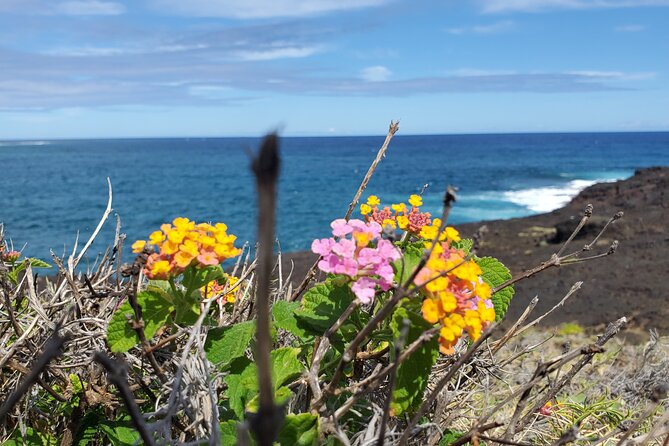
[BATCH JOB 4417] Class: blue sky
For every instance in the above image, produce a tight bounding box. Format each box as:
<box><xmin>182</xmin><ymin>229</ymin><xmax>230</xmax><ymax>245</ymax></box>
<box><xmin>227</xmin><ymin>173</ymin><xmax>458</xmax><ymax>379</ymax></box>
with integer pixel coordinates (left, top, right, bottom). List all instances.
<box><xmin>0</xmin><ymin>0</ymin><xmax>668</xmax><ymax>138</ymax></box>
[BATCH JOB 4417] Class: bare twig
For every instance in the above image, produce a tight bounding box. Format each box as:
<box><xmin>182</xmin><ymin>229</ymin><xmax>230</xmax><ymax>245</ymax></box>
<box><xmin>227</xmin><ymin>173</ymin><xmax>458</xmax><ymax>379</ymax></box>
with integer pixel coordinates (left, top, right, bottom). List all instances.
<box><xmin>249</xmin><ymin>133</ymin><xmax>283</xmax><ymax>446</ymax></box>
<box><xmin>0</xmin><ymin>329</ymin><xmax>67</xmax><ymax>423</ymax></box>
<box><xmin>290</xmin><ymin>121</ymin><xmax>399</xmax><ymax>301</ymax></box>
<box><xmin>93</xmin><ymin>352</ymin><xmax>156</xmax><ymax>446</ymax></box>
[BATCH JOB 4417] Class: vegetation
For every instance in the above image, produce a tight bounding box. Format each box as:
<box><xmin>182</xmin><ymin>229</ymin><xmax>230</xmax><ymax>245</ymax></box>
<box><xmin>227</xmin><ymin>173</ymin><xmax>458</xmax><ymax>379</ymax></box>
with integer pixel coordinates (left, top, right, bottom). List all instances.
<box><xmin>0</xmin><ymin>123</ymin><xmax>667</xmax><ymax>445</ymax></box>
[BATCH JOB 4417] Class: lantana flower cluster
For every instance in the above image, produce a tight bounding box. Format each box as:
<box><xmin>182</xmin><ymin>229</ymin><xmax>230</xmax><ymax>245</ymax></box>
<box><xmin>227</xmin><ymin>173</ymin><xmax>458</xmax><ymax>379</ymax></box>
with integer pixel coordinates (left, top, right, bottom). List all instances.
<box><xmin>360</xmin><ymin>194</ymin><xmax>432</xmax><ymax>234</ymax></box>
<box><xmin>1</xmin><ymin>248</ymin><xmax>21</xmax><ymax>263</ymax></box>
<box><xmin>415</xmin><ymin>221</ymin><xmax>495</xmax><ymax>353</ymax></box>
<box><xmin>311</xmin><ymin>219</ymin><xmax>400</xmax><ymax>303</ymax></box>
<box><xmin>201</xmin><ymin>273</ymin><xmax>241</xmax><ymax>304</ymax></box>
<box><xmin>132</xmin><ymin>217</ymin><xmax>241</xmax><ymax>280</ymax></box>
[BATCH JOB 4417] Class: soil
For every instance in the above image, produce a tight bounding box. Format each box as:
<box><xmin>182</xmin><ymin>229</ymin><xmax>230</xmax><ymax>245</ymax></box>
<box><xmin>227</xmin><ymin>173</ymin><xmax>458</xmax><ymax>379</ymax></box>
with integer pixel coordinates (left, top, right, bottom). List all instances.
<box><xmin>282</xmin><ymin>167</ymin><xmax>669</xmax><ymax>335</ymax></box>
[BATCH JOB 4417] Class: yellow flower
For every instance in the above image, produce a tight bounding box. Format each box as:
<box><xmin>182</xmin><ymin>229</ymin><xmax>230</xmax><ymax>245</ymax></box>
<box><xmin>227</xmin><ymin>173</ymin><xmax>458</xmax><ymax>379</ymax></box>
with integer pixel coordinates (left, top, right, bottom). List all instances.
<box><xmin>180</xmin><ymin>239</ymin><xmax>199</xmax><ymax>257</ymax></box>
<box><xmin>408</xmin><ymin>194</ymin><xmax>422</xmax><ymax>207</ymax></box>
<box><xmin>161</xmin><ymin>240</ymin><xmax>179</xmax><ymax>255</ymax></box>
<box><xmin>173</xmin><ymin>217</ymin><xmax>194</xmax><ymax>231</ymax></box>
<box><xmin>397</xmin><ymin>215</ymin><xmax>409</xmax><ymax>230</ymax></box>
<box><xmin>360</xmin><ymin>203</ymin><xmax>372</xmax><ymax>215</ymax></box>
<box><xmin>367</xmin><ymin>195</ymin><xmax>380</xmax><ymax>206</ymax></box>
<box><xmin>167</xmin><ymin>229</ymin><xmax>186</xmax><ymax>244</ymax></box>
<box><xmin>444</xmin><ymin>227</ymin><xmax>461</xmax><ymax>242</ymax></box>
<box><xmin>149</xmin><ymin>231</ymin><xmax>166</xmax><ymax>245</ymax></box>
<box><xmin>174</xmin><ymin>250</ymin><xmax>196</xmax><ymax>268</ymax></box>
<box><xmin>422</xmin><ymin>299</ymin><xmax>440</xmax><ymax>324</ymax></box>
<box><xmin>382</xmin><ymin>218</ymin><xmax>396</xmax><ymax>229</ymax></box>
<box><xmin>392</xmin><ymin>203</ymin><xmax>407</xmax><ymax>213</ymax></box>
<box><xmin>131</xmin><ymin>240</ymin><xmax>146</xmax><ymax>253</ymax></box>
<box><xmin>151</xmin><ymin>260</ymin><xmax>171</xmax><ymax>277</ymax></box>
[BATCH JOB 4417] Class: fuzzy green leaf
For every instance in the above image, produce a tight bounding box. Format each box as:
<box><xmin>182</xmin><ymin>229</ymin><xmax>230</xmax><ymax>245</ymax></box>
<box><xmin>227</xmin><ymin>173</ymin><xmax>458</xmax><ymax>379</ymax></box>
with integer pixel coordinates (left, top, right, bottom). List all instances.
<box><xmin>451</xmin><ymin>238</ymin><xmax>473</xmax><ymax>254</ymax></box>
<box><xmin>390</xmin><ymin>305</ymin><xmax>439</xmax><ymax>416</ymax></box>
<box><xmin>476</xmin><ymin>256</ymin><xmax>514</xmax><ymax>321</ymax></box>
<box><xmin>273</xmin><ymin>300</ymin><xmax>312</xmax><ymax>340</ymax></box>
<box><xmin>220</xmin><ymin>420</ymin><xmax>239</xmax><ymax>446</ymax></box>
<box><xmin>277</xmin><ymin>413</ymin><xmax>320</xmax><ymax>446</ymax></box>
<box><xmin>182</xmin><ymin>264</ymin><xmax>224</xmax><ymax>295</ymax></box>
<box><xmin>205</xmin><ymin>320</ymin><xmax>255</xmax><ymax>369</ymax></box>
<box><xmin>271</xmin><ymin>347</ymin><xmax>304</xmax><ymax>388</ymax></box>
<box><xmin>393</xmin><ymin>244</ymin><xmax>423</xmax><ymax>285</ymax></box>
<box><xmin>98</xmin><ymin>419</ymin><xmax>141</xmax><ymax>446</ymax></box>
<box><xmin>294</xmin><ymin>281</ymin><xmax>355</xmax><ymax>335</ymax></box>
<box><xmin>106</xmin><ymin>291</ymin><xmax>173</xmax><ymax>353</ymax></box>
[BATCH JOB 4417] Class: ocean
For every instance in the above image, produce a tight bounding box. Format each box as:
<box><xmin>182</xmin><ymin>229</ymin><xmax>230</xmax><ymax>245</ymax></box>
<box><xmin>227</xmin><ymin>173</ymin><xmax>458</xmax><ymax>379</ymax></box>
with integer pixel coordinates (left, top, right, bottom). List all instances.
<box><xmin>2</xmin><ymin>132</ymin><xmax>668</xmax><ymax>262</ymax></box>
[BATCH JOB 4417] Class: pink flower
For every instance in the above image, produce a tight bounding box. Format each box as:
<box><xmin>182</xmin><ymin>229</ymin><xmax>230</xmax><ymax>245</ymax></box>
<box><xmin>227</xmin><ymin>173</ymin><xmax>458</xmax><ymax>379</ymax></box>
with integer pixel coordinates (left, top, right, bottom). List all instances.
<box><xmin>351</xmin><ymin>277</ymin><xmax>377</xmax><ymax>304</ymax></box>
<box><xmin>331</xmin><ymin>219</ymin><xmax>352</xmax><ymax>237</ymax></box>
<box><xmin>311</xmin><ymin>218</ymin><xmax>399</xmax><ymax>305</ymax></box>
<box><xmin>312</xmin><ymin>238</ymin><xmax>334</xmax><ymax>256</ymax></box>
<box><xmin>197</xmin><ymin>250</ymin><xmax>219</xmax><ymax>266</ymax></box>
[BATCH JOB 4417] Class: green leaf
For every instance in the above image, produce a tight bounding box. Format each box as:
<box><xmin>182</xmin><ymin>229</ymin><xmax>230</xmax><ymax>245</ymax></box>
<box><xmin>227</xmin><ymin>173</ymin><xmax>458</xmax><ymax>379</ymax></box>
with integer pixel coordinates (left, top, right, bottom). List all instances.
<box><xmin>98</xmin><ymin>419</ymin><xmax>141</xmax><ymax>446</ymax></box>
<box><xmin>294</xmin><ymin>281</ymin><xmax>355</xmax><ymax>335</ymax></box>
<box><xmin>271</xmin><ymin>347</ymin><xmax>303</xmax><ymax>388</ymax></box>
<box><xmin>451</xmin><ymin>238</ymin><xmax>473</xmax><ymax>254</ymax></box>
<box><xmin>5</xmin><ymin>427</ymin><xmax>58</xmax><ymax>446</ymax></box>
<box><xmin>224</xmin><ymin>358</ymin><xmax>258</xmax><ymax>418</ymax></box>
<box><xmin>174</xmin><ymin>299</ymin><xmax>200</xmax><ymax>325</ymax></box>
<box><xmin>277</xmin><ymin>413</ymin><xmax>319</xmax><ymax>446</ymax></box>
<box><xmin>476</xmin><ymin>256</ymin><xmax>515</xmax><ymax>321</ymax></box>
<box><xmin>273</xmin><ymin>300</ymin><xmax>312</xmax><ymax>340</ymax></box>
<box><xmin>106</xmin><ymin>291</ymin><xmax>173</xmax><ymax>353</ymax></box>
<box><xmin>137</xmin><ymin>291</ymin><xmax>173</xmax><ymax>340</ymax></box>
<box><xmin>28</xmin><ymin>257</ymin><xmax>51</xmax><ymax>268</ymax></box>
<box><xmin>439</xmin><ymin>429</ymin><xmax>466</xmax><ymax>446</ymax></box>
<box><xmin>224</xmin><ymin>348</ymin><xmax>302</xmax><ymax>419</ymax></box>
<box><xmin>107</xmin><ymin>300</ymin><xmax>139</xmax><ymax>353</ymax></box>
<box><xmin>393</xmin><ymin>243</ymin><xmax>423</xmax><ymax>285</ymax></box>
<box><xmin>220</xmin><ymin>420</ymin><xmax>239</xmax><ymax>446</ymax></box>
<box><xmin>182</xmin><ymin>264</ymin><xmax>224</xmax><ymax>295</ymax></box>
<box><xmin>390</xmin><ymin>305</ymin><xmax>438</xmax><ymax>416</ymax></box>
<box><xmin>205</xmin><ymin>320</ymin><xmax>255</xmax><ymax>369</ymax></box>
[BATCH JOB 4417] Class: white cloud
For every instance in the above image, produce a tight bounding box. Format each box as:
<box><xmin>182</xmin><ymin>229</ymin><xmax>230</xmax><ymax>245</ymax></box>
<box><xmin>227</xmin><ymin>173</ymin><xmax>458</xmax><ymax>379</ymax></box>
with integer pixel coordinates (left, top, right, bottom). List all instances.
<box><xmin>149</xmin><ymin>0</ymin><xmax>389</xmax><ymax>18</ymax></box>
<box><xmin>360</xmin><ymin>66</ymin><xmax>392</xmax><ymax>82</ymax></box>
<box><xmin>55</xmin><ymin>1</ymin><xmax>126</xmax><ymax>15</ymax></box>
<box><xmin>482</xmin><ymin>0</ymin><xmax>669</xmax><ymax>13</ymax></box>
<box><xmin>447</xmin><ymin>20</ymin><xmax>514</xmax><ymax>35</ymax></box>
<box><xmin>615</xmin><ymin>24</ymin><xmax>646</xmax><ymax>32</ymax></box>
<box><xmin>235</xmin><ymin>46</ymin><xmax>320</xmax><ymax>61</ymax></box>
<box><xmin>566</xmin><ymin>70</ymin><xmax>656</xmax><ymax>80</ymax></box>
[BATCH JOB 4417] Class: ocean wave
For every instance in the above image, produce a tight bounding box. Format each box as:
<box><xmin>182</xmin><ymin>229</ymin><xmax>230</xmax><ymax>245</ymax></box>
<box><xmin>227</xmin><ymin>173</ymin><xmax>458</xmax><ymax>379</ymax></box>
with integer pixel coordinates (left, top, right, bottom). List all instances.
<box><xmin>502</xmin><ymin>178</ymin><xmax>619</xmax><ymax>213</ymax></box>
<box><xmin>0</xmin><ymin>140</ymin><xmax>51</xmax><ymax>147</ymax></box>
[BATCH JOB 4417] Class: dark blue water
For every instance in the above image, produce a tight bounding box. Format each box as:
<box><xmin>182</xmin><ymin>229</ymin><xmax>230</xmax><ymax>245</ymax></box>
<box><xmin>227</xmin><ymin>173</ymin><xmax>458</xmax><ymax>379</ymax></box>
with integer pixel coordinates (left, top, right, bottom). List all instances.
<box><xmin>2</xmin><ymin>132</ymin><xmax>668</xmax><ymax>261</ymax></box>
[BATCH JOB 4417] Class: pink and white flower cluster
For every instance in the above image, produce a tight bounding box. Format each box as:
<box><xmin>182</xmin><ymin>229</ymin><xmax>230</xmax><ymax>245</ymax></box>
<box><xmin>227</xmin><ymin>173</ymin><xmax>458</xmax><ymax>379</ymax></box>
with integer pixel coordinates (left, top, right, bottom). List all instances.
<box><xmin>311</xmin><ymin>219</ymin><xmax>400</xmax><ymax>304</ymax></box>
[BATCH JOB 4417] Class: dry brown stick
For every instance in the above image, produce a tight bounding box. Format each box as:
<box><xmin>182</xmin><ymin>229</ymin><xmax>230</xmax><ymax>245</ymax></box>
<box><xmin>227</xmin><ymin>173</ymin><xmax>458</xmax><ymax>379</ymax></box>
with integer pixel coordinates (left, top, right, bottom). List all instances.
<box><xmin>5</xmin><ymin>358</ymin><xmax>68</xmax><ymax>402</ymax></box>
<box><xmin>399</xmin><ymin>324</ymin><xmax>498</xmax><ymax>445</ymax></box>
<box><xmin>516</xmin><ymin>317</ymin><xmax>627</xmax><ymax>430</ymax></box>
<box><xmin>489</xmin><ymin>296</ymin><xmax>538</xmax><ymax>355</ymax></box>
<box><xmin>308</xmin><ymin>300</ymin><xmax>361</xmax><ymax>402</ymax></box>
<box><xmin>479</xmin><ymin>434</ymin><xmax>536</xmax><ymax>446</ymax></box>
<box><xmin>290</xmin><ymin>121</ymin><xmax>399</xmax><ymax>301</ymax></box>
<box><xmin>377</xmin><ymin>319</ymin><xmax>409</xmax><ymax>446</ymax></box>
<box><xmin>514</xmin><ymin>282</ymin><xmax>582</xmax><ymax>337</ymax></box>
<box><xmin>94</xmin><ymin>352</ymin><xmax>156</xmax><ymax>446</ymax></box>
<box><xmin>0</xmin><ymin>329</ymin><xmax>67</xmax><ymax>423</ymax></box>
<box><xmin>493</xmin><ymin>207</ymin><xmax>620</xmax><ymax>295</ymax></box>
<box><xmin>249</xmin><ymin>133</ymin><xmax>283</xmax><ymax>446</ymax></box>
<box><xmin>615</xmin><ymin>385</ymin><xmax>667</xmax><ymax>446</ymax></box>
<box><xmin>447</xmin><ymin>421</ymin><xmax>504</xmax><ymax>446</ymax></box>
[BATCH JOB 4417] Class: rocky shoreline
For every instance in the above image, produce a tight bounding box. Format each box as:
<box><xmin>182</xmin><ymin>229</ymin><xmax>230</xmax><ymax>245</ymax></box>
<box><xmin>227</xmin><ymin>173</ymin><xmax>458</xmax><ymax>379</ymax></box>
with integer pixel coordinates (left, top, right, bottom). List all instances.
<box><xmin>283</xmin><ymin>167</ymin><xmax>669</xmax><ymax>335</ymax></box>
